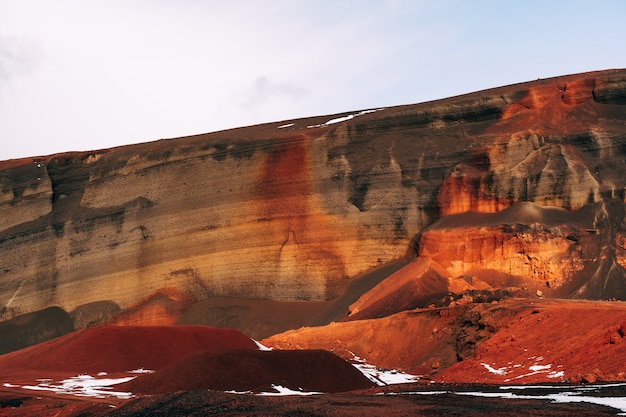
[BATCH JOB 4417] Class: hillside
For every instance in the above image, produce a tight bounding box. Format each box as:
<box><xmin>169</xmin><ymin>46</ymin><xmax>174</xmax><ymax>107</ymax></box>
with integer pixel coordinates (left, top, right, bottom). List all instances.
<box><xmin>0</xmin><ymin>69</ymin><xmax>626</xmax><ymax>415</ymax></box>
<box><xmin>1</xmin><ymin>69</ymin><xmax>625</xmax><ymax>339</ymax></box>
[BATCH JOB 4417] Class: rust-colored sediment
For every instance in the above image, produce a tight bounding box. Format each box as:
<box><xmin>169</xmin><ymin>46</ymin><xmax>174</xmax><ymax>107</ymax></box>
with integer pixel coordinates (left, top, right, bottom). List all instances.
<box><xmin>264</xmin><ymin>298</ymin><xmax>626</xmax><ymax>384</ymax></box>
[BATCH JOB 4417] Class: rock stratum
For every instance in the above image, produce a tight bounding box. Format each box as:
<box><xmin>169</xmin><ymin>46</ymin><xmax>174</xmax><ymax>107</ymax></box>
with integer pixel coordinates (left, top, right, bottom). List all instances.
<box><xmin>1</xmin><ymin>69</ymin><xmax>626</xmax><ymax>416</ymax></box>
<box><xmin>2</xmin><ymin>70</ymin><xmax>626</xmax><ymax>329</ymax></box>
<box><xmin>0</xmin><ymin>70</ymin><xmax>626</xmax><ymax>334</ymax></box>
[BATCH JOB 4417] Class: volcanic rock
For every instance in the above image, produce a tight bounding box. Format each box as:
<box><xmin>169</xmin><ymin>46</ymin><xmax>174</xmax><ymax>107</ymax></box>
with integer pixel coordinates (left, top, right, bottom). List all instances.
<box><xmin>0</xmin><ymin>69</ymin><xmax>625</xmax><ymax>340</ymax></box>
<box><xmin>1</xmin><ymin>69</ymin><xmax>626</xmax><ymax>416</ymax></box>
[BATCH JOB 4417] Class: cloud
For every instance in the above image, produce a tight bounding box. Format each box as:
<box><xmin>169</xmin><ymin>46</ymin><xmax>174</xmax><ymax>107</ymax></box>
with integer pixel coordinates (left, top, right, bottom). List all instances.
<box><xmin>0</xmin><ymin>35</ymin><xmax>41</xmax><ymax>85</ymax></box>
<box><xmin>243</xmin><ymin>76</ymin><xmax>308</xmax><ymax>110</ymax></box>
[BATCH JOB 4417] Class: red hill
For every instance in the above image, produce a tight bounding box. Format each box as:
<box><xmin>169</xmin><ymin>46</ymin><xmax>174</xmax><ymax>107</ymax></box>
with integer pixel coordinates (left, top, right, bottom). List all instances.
<box><xmin>122</xmin><ymin>348</ymin><xmax>374</xmax><ymax>394</ymax></box>
<box><xmin>0</xmin><ymin>325</ymin><xmax>257</xmax><ymax>374</ymax></box>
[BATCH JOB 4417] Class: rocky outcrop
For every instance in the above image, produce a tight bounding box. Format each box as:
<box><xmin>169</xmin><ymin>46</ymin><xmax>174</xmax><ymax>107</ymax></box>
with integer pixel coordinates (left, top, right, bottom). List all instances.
<box><xmin>420</xmin><ymin>203</ymin><xmax>605</xmax><ymax>292</ymax></box>
<box><xmin>0</xmin><ymin>69</ymin><xmax>625</xmax><ymax>331</ymax></box>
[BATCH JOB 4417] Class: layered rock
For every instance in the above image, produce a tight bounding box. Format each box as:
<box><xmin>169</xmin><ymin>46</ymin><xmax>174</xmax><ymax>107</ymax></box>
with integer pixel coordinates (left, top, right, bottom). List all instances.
<box><xmin>350</xmin><ymin>71</ymin><xmax>626</xmax><ymax>316</ymax></box>
<box><xmin>1</xmin><ymin>69</ymin><xmax>625</xmax><ymax>331</ymax></box>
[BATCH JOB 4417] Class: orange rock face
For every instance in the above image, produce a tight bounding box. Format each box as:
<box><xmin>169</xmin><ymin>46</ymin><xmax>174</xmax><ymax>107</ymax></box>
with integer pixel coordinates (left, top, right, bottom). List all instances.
<box><xmin>418</xmin><ymin>205</ymin><xmax>597</xmax><ymax>292</ymax></box>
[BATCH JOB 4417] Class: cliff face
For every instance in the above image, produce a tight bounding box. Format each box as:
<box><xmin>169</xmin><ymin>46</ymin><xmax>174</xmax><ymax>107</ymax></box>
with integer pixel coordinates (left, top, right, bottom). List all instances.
<box><xmin>1</xmin><ymin>69</ymin><xmax>626</xmax><ymax>330</ymax></box>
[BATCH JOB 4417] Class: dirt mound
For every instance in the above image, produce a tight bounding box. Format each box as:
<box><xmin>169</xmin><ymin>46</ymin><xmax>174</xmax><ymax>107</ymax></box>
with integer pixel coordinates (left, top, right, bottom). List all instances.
<box><xmin>264</xmin><ymin>306</ymin><xmax>464</xmax><ymax>374</ymax></box>
<box><xmin>122</xmin><ymin>348</ymin><xmax>374</xmax><ymax>394</ymax></box>
<box><xmin>347</xmin><ymin>257</ymin><xmax>451</xmax><ymax>319</ymax></box>
<box><xmin>0</xmin><ymin>325</ymin><xmax>257</xmax><ymax>374</ymax></box>
<box><xmin>264</xmin><ymin>298</ymin><xmax>626</xmax><ymax>384</ymax></box>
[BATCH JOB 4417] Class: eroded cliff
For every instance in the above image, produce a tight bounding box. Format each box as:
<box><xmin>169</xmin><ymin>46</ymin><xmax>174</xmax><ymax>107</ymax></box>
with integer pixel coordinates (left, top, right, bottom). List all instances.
<box><xmin>1</xmin><ymin>69</ymin><xmax>625</xmax><ymax>334</ymax></box>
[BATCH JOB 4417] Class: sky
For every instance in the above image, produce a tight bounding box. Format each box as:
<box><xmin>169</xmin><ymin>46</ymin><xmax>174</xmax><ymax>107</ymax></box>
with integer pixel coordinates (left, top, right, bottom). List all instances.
<box><xmin>0</xmin><ymin>0</ymin><xmax>625</xmax><ymax>161</ymax></box>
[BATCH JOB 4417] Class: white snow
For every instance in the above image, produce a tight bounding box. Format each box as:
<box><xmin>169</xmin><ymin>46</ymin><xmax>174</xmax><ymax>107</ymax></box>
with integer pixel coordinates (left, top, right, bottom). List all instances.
<box><xmin>321</xmin><ymin>114</ymin><xmax>356</xmax><ymax>125</ymax></box>
<box><xmin>20</xmin><ymin>374</ymin><xmax>135</xmax><ymax>399</ymax></box>
<box><xmin>529</xmin><ymin>364</ymin><xmax>551</xmax><ymax>372</ymax></box>
<box><xmin>349</xmin><ymin>353</ymin><xmax>421</xmax><ymax>386</ymax></box>
<box><xmin>499</xmin><ymin>382</ymin><xmax>626</xmax><ymax>391</ymax></box>
<box><xmin>253</xmin><ymin>340</ymin><xmax>273</xmax><ymax>351</ymax></box>
<box><xmin>257</xmin><ymin>384</ymin><xmax>321</xmax><ymax>396</ymax></box>
<box><xmin>479</xmin><ymin>357</ymin><xmax>566</xmax><ymax>382</ymax></box>
<box><xmin>481</xmin><ymin>363</ymin><xmax>509</xmax><ymax>375</ymax></box>
<box><xmin>277</xmin><ymin>123</ymin><xmax>295</xmax><ymax>129</ymax></box>
<box><xmin>388</xmin><ymin>382</ymin><xmax>626</xmax><ymax>414</ymax></box>
<box><xmin>128</xmin><ymin>368</ymin><xmax>155</xmax><ymax>374</ymax></box>
<box><xmin>225</xmin><ymin>389</ymin><xmax>253</xmax><ymax>394</ymax></box>
<box><xmin>307</xmin><ymin>109</ymin><xmax>384</xmax><ymax>128</ymax></box>
<box><xmin>456</xmin><ymin>389</ymin><xmax>626</xmax><ymax>415</ymax></box>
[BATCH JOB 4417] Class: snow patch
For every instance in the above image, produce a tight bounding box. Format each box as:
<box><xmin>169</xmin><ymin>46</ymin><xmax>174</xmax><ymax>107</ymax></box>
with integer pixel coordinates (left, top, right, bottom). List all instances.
<box><xmin>253</xmin><ymin>340</ymin><xmax>273</xmax><ymax>351</ymax></box>
<box><xmin>480</xmin><ymin>357</ymin><xmax>565</xmax><ymax>382</ymax></box>
<box><xmin>307</xmin><ymin>109</ymin><xmax>383</xmax><ymax>128</ymax></box>
<box><xmin>481</xmin><ymin>363</ymin><xmax>509</xmax><ymax>375</ymax></box>
<box><xmin>277</xmin><ymin>123</ymin><xmax>295</xmax><ymax>129</ymax></box>
<box><xmin>529</xmin><ymin>363</ymin><xmax>552</xmax><ymax>372</ymax></box>
<box><xmin>257</xmin><ymin>384</ymin><xmax>321</xmax><ymax>396</ymax></box>
<box><xmin>19</xmin><ymin>374</ymin><xmax>135</xmax><ymax>399</ymax></box>
<box><xmin>393</xmin><ymin>382</ymin><xmax>626</xmax><ymax>414</ymax></box>
<box><xmin>457</xmin><ymin>388</ymin><xmax>626</xmax><ymax>415</ymax></box>
<box><xmin>128</xmin><ymin>368</ymin><xmax>155</xmax><ymax>374</ymax></box>
<box><xmin>349</xmin><ymin>353</ymin><xmax>421</xmax><ymax>386</ymax></box>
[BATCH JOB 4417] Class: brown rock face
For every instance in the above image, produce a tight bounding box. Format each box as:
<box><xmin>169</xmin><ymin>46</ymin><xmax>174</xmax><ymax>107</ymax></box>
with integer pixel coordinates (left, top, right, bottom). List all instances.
<box><xmin>0</xmin><ymin>69</ymin><xmax>625</xmax><ymax>333</ymax></box>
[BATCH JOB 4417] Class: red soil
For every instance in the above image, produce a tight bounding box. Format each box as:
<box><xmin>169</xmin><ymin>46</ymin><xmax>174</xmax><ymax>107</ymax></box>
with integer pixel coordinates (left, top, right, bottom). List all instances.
<box><xmin>122</xmin><ymin>348</ymin><xmax>374</xmax><ymax>394</ymax></box>
<box><xmin>347</xmin><ymin>257</ymin><xmax>453</xmax><ymax>320</ymax></box>
<box><xmin>436</xmin><ymin>299</ymin><xmax>626</xmax><ymax>384</ymax></box>
<box><xmin>0</xmin><ymin>325</ymin><xmax>257</xmax><ymax>375</ymax></box>
<box><xmin>264</xmin><ymin>298</ymin><xmax>626</xmax><ymax>384</ymax></box>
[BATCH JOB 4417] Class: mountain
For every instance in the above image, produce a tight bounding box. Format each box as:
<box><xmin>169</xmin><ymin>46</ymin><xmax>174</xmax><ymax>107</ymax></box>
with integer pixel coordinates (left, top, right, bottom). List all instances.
<box><xmin>1</xmin><ymin>70</ymin><xmax>626</xmax><ymax>415</ymax></box>
<box><xmin>2</xmin><ymin>69</ymin><xmax>625</xmax><ymax>336</ymax></box>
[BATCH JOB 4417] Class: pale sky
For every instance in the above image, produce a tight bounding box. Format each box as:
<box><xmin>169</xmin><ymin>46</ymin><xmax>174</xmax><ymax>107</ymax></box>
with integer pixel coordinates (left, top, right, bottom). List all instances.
<box><xmin>1</xmin><ymin>0</ymin><xmax>625</xmax><ymax>161</ymax></box>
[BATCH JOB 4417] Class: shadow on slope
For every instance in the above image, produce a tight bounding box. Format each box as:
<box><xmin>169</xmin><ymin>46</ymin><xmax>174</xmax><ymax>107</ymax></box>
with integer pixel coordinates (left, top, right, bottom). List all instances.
<box><xmin>177</xmin><ymin>258</ymin><xmax>409</xmax><ymax>340</ymax></box>
<box><xmin>122</xmin><ymin>349</ymin><xmax>374</xmax><ymax>395</ymax></box>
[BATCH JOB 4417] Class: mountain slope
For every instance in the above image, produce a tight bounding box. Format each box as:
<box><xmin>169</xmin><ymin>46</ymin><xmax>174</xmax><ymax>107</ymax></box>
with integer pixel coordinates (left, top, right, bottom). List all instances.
<box><xmin>0</xmin><ymin>69</ymin><xmax>625</xmax><ymax>347</ymax></box>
